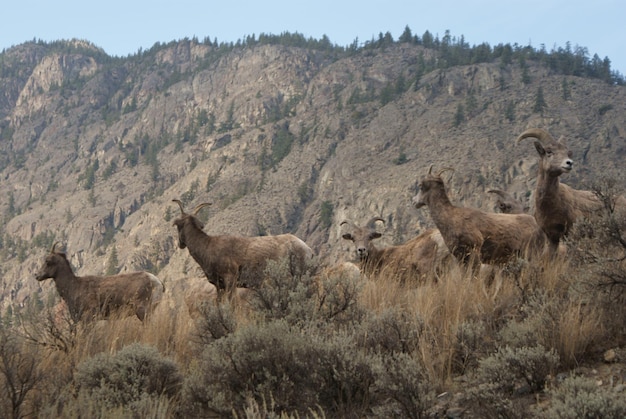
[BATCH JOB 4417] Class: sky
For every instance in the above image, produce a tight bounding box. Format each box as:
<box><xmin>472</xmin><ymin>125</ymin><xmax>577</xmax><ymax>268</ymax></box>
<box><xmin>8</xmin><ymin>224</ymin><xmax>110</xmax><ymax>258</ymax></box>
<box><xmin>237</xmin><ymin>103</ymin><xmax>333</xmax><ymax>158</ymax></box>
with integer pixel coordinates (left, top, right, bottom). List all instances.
<box><xmin>2</xmin><ymin>0</ymin><xmax>625</xmax><ymax>75</ymax></box>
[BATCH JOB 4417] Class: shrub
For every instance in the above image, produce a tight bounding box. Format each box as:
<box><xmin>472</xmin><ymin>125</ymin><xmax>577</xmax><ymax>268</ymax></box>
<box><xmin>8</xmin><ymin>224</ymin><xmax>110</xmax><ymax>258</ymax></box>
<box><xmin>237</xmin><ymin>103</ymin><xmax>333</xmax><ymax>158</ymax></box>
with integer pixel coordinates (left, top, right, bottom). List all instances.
<box><xmin>542</xmin><ymin>375</ymin><xmax>626</xmax><ymax>418</ymax></box>
<box><xmin>476</xmin><ymin>344</ymin><xmax>559</xmax><ymax>394</ymax></box>
<box><xmin>499</xmin><ymin>287</ymin><xmax>604</xmax><ymax>369</ymax></box>
<box><xmin>315</xmin><ymin>266</ymin><xmax>364</xmax><ymax>326</ymax></box>
<box><xmin>252</xmin><ymin>258</ymin><xmax>364</xmax><ymax>327</ymax></box>
<box><xmin>464</xmin><ymin>383</ymin><xmax>521</xmax><ymax>419</ymax></box>
<box><xmin>453</xmin><ymin>320</ymin><xmax>487</xmax><ymax>374</ymax></box>
<box><xmin>43</xmin><ymin>390</ymin><xmax>175</xmax><ymax>419</ymax></box>
<box><xmin>598</xmin><ymin>103</ymin><xmax>613</xmax><ymax>116</ymax></box>
<box><xmin>193</xmin><ymin>300</ymin><xmax>238</xmax><ymax>344</ymax></box>
<box><xmin>73</xmin><ymin>343</ymin><xmax>182</xmax><ymax>409</ymax></box>
<box><xmin>251</xmin><ymin>258</ymin><xmax>320</xmax><ymax>325</ymax></box>
<box><xmin>182</xmin><ymin>320</ymin><xmax>376</xmax><ymax>417</ymax></box>
<box><xmin>371</xmin><ymin>352</ymin><xmax>435</xmax><ymax>419</ymax></box>
<box><xmin>183</xmin><ymin>321</ymin><xmax>322</xmax><ymax>416</ymax></box>
<box><xmin>0</xmin><ymin>328</ymin><xmax>43</xmax><ymax>419</ymax></box>
<box><xmin>357</xmin><ymin>308</ymin><xmax>423</xmax><ymax>354</ymax></box>
<box><xmin>317</xmin><ymin>331</ymin><xmax>377</xmax><ymax>418</ymax></box>
<box><xmin>466</xmin><ymin>344</ymin><xmax>559</xmax><ymax>419</ymax></box>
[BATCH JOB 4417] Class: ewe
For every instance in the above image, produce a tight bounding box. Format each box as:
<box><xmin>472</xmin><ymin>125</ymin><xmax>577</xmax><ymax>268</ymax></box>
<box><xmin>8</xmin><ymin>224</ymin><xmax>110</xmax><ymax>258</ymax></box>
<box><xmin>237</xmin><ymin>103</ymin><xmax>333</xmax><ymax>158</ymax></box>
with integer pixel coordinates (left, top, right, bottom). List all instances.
<box><xmin>171</xmin><ymin>199</ymin><xmax>313</xmax><ymax>300</ymax></box>
<box><xmin>412</xmin><ymin>167</ymin><xmax>547</xmax><ymax>266</ymax></box>
<box><xmin>340</xmin><ymin>217</ymin><xmax>450</xmax><ymax>282</ymax></box>
<box><xmin>35</xmin><ymin>243</ymin><xmax>164</xmax><ymax>322</ymax></box>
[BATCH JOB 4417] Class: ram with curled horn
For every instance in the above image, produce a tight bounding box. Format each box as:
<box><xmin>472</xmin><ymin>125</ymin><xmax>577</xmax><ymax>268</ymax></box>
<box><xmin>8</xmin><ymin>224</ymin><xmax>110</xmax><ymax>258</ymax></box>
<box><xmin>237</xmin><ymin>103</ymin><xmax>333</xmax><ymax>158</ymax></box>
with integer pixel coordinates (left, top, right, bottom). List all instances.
<box><xmin>340</xmin><ymin>216</ymin><xmax>450</xmax><ymax>282</ymax></box>
<box><xmin>412</xmin><ymin>166</ymin><xmax>547</xmax><ymax>267</ymax></box>
<box><xmin>516</xmin><ymin>127</ymin><xmax>626</xmax><ymax>254</ymax></box>
<box><xmin>171</xmin><ymin>198</ymin><xmax>314</xmax><ymax>301</ymax></box>
<box><xmin>34</xmin><ymin>242</ymin><xmax>164</xmax><ymax>322</ymax></box>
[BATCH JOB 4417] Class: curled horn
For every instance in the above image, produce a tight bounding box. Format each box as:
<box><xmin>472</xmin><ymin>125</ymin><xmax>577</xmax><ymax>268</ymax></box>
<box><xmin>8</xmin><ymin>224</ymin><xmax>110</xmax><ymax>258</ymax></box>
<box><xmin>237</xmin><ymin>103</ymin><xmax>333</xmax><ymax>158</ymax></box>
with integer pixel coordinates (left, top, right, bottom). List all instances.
<box><xmin>191</xmin><ymin>202</ymin><xmax>212</xmax><ymax>216</ymax></box>
<box><xmin>340</xmin><ymin>220</ymin><xmax>353</xmax><ymax>228</ymax></box>
<box><xmin>436</xmin><ymin>167</ymin><xmax>455</xmax><ymax>178</ymax></box>
<box><xmin>366</xmin><ymin>216</ymin><xmax>385</xmax><ymax>230</ymax></box>
<box><xmin>50</xmin><ymin>242</ymin><xmax>60</xmax><ymax>253</ymax></box>
<box><xmin>516</xmin><ymin>128</ymin><xmax>556</xmax><ymax>145</ymax></box>
<box><xmin>172</xmin><ymin>199</ymin><xmax>186</xmax><ymax>214</ymax></box>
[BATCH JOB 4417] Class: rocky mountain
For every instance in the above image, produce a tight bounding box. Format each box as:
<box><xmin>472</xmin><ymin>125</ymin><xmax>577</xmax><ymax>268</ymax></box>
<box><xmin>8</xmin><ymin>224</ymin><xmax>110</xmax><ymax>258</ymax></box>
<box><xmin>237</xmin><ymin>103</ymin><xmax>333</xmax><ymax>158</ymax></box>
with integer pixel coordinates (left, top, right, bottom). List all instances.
<box><xmin>1</xmin><ymin>36</ymin><xmax>625</xmax><ymax>313</ymax></box>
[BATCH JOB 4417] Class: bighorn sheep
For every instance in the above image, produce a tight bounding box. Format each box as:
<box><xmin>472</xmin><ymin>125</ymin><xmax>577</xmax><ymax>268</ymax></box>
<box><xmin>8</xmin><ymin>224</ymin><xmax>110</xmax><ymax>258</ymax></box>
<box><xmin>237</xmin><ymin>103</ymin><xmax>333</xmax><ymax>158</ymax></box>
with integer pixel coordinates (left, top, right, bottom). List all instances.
<box><xmin>488</xmin><ymin>188</ymin><xmax>571</xmax><ymax>257</ymax></box>
<box><xmin>412</xmin><ymin>167</ymin><xmax>547</xmax><ymax>266</ymax></box>
<box><xmin>171</xmin><ymin>199</ymin><xmax>314</xmax><ymax>299</ymax></box>
<box><xmin>488</xmin><ymin>189</ymin><xmax>528</xmax><ymax>214</ymax></box>
<box><xmin>35</xmin><ymin>243</ymin><xmax>164</xmax><ymax>322</ymax></box>
<box><xmin>516</xmin><ymin>128</ymin><xmax>625</xmax><ymax>252</ymax></box>
<box><xmin>340</xmin><ymin>217</ymin><xmax>451</xmax><ymax>281</ymax></box>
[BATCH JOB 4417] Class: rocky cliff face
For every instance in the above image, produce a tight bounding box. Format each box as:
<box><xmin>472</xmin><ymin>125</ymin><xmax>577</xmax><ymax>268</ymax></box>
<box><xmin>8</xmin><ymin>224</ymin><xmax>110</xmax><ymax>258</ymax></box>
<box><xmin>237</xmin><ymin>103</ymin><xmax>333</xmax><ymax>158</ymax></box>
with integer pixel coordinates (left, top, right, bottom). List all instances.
<box><xmin>1</xmin><ymin>39</ymin><xmax>625</xmax><ymax>312</ymax></box>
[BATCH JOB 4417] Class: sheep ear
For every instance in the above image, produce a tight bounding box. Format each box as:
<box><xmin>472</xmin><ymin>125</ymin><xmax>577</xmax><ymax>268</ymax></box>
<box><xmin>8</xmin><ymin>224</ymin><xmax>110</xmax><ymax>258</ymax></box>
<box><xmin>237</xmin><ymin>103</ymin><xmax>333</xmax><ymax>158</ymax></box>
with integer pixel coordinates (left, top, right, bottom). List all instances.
<box><xmin>341</xmin><ymin>233</ymin><xmax>353</xmax><ymax>241</ymax></box>
<box><xmin>534</xmin><ymin>140</ymin><xmax>546</xmax><ymax>156</ymax></box>
<box><xmin>191</xmin><ymin>217</ymin><xmax>205</xmax><ymax>231</ymax></box>
<box><xmin>370</xmin><ymin>231</ymin><xmax>382</xmax><ymax>239</ymax></box>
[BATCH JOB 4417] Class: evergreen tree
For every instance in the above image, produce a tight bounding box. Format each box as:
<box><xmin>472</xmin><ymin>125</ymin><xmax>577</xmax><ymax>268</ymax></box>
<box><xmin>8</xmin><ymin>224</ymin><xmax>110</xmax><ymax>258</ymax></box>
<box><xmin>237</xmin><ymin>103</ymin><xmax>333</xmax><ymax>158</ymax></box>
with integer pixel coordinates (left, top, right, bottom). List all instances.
<box><xmin>499</xmin><ymin>74</ymin><xmax>507</xmax><ymax>91</ymax></box>
<box><xmin>413</xmin><ymin>68</ymin><xmax>423</xmax><ymax>91</ymax></box>
<box><xmin>320</xmin><ymin>201</ymin><xmax>334</xmax><ymax>229</ymax></box>
<box><xmin>422</xmin><ymin>30</ymin><xmax>434</xmax><ymax>48</ymax></box>
<box><xmin>465</xmin><ymin>92</ymin><xmax>478</xmax><ymax>117</ymax></box>
<box><xmin>454</xmin><ymin>104</ymin><xmax>465</xmax><ymax>127</ymax></box>
<box><xmin>3</xmin><ymin>305</ymin><xmax>13</xmax><ymax>327</ymax></box>
<box><xmin>520</xmin><ymin>57</ymin><xmax>531</xmax><ymax>84</ymax></box>
<box><xmin>500</xmin><ymin>44</ymin><xmax>513</xmax><ymax>67</ymax></box>
<box><xmin>106</xmin><ymin>246</ymin><xmax>119</xmax><ymax>275</ymax></box>
<box><xmin>505</xmin><ymin>101</ymin><xmax>516</xmax><ymax>122</ymax></box>
<box><xmin>219</xmin><ymin>101</ymin><xmax>237</xmax><ymax>133</ymax></box>
<box><xmin>395</xmin><ymin>74</ymin><xmax>406</xmax><ymax>95</ymax></box>
<box><xmin>379</xmin><ymin>83</ymin><xmax>394</xmax><ymax>106</ymax></box>
<box><xmin>399</xmin><ymin>25</ymin><xmax>413</xmax><ymax>43</ymax></box>
<box><xmin>561</xmin><ymin>78</ymin><xmax>571</xmax><ymax>100</ymax></box>
<box><xmin>6</xmin><ymin>191</ymin><xmax>15</xmax><ymax>218</ymax></box>
<box><xmin>533</xmin><ymin>86</ymin><xmax>547</xmax><ymax>115</ymax></box>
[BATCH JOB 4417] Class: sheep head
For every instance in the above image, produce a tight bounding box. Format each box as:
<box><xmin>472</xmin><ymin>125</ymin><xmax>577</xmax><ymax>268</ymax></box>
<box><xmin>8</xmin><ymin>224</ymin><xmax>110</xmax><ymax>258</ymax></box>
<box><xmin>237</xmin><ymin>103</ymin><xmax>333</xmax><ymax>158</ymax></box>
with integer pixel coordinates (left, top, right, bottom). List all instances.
<box><xmin>35</xmin><ymin>242</ymin><xmax>67</xmax><ymax>281</ymax></box>
<box><xmin>172</xmin><ymin>199</ymin><xmax>212</xmax><ymax>249</ymax></box>
<box><xmin>340</xmin><ymin>217</ymin><xmax>385</xmax><ymax>260</ymax></box>
<box><xmin>412</xmin><ymin>166</ymin><xmax>454</xmax><ymax>208</ymax></box>
<box><xmin>488</xmin><ymin>189</ymin><xmax>527</xmax><ymax>214</ymax></box>
<box><xmin>517</xmin><ymin>128</ymin><xmax>573</xmax><ymax>176</ymax></box>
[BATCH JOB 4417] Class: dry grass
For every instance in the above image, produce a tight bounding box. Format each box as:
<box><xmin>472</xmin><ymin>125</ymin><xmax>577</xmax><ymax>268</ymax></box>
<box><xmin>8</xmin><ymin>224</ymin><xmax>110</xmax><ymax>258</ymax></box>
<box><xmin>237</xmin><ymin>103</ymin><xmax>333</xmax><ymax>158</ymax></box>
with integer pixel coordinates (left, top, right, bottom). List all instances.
<box><xmin>3</xmin><ymin>237</ymin><xmax>626</xmax><ymax>417</ymax></box>
<box><xmin>360</xmin><ymin>260</ymin><xmax>523</xmax><ymax>389</ymax></box>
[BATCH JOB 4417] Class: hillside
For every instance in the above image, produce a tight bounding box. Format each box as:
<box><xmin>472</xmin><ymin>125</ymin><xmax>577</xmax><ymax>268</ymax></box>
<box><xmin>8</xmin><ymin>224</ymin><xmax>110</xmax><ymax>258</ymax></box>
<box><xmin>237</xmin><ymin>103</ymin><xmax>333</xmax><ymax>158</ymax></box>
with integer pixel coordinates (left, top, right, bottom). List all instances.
<box><xmin>1</xmin><ymin>36</ymin><xmax>625</xmax><ymax>311</ymax></box>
